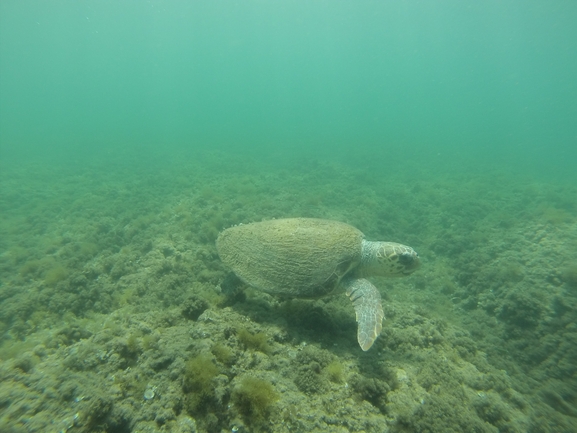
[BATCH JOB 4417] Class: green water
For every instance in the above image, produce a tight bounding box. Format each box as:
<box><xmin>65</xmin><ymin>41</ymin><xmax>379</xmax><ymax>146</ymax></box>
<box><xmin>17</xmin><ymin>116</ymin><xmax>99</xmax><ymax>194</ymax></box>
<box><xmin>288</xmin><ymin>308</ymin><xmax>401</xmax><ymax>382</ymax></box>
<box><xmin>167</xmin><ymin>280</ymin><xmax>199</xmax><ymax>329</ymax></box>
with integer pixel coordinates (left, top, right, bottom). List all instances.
<box><xmin>2</xmin><ymin>1</ymin><xmax>576</xmax><ymax>174</ymax></box>
<box><xmin>1</xmin><ymin>1</ymin><xmax>576</xmax><ymax>432</ymax></box>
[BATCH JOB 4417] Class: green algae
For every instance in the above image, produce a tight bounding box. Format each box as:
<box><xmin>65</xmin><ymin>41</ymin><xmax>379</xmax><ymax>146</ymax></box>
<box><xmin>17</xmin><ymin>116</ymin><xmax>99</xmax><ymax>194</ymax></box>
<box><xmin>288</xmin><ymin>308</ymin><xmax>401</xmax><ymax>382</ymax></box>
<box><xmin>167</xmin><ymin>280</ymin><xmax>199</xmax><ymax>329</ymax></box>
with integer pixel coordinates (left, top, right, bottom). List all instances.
<box><xmin>211</xmin><ymin>343</ymin><xmax>235</xmax><ymax>366</ymax></box>
<box><xmin>0</xmin><ymin>154</ymin><xmax>576</xmax><ymax>432</ymax></box>
<box><xmin>232</xmin><ymin>376</ymin><xmax>279</xmax><ymax>420</ymax></box>
<box><xmin>325</xmin><ymin>360</ymin><xmax>345</xmax><ymax>383</ymax></box>
<box><xmin>44</xmin><ymin>265</ymin><xmax>69</xmax><ymax>286</ymax></box>
<box><xmin>183</xmin><ymin>353</ymin><xmax>221</xmax><ymax>413</ymax></box>
<box><xmin>237</xmin><ymin>328</ymin><xmax>271</xmax><ymax>354</ymax></box>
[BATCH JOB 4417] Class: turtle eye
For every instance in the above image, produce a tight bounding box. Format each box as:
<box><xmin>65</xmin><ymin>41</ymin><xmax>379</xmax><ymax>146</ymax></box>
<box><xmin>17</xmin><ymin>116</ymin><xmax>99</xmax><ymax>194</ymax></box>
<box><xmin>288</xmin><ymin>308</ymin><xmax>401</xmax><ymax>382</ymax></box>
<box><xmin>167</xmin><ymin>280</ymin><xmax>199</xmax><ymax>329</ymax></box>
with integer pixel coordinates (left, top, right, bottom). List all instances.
<box><xmin>398</xmin><ymin>252</ymin><xmax>419</xmax><ymax>269</ymax></box>
<box><xmin>398</xmin><ymin>253</ymin><xmax>412</xmax><ymax>264</ymax></box>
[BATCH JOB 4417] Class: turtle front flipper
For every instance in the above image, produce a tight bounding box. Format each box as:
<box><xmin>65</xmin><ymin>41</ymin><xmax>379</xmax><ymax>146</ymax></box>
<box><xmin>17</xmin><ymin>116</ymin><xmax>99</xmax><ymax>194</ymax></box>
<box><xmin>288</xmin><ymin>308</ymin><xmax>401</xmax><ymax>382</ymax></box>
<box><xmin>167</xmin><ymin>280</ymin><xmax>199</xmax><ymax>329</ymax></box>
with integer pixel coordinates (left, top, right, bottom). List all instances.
<box><xmin>342</xmin><ymin>278</ymin><xmax>384</xmax><ymax>351</ymax></box>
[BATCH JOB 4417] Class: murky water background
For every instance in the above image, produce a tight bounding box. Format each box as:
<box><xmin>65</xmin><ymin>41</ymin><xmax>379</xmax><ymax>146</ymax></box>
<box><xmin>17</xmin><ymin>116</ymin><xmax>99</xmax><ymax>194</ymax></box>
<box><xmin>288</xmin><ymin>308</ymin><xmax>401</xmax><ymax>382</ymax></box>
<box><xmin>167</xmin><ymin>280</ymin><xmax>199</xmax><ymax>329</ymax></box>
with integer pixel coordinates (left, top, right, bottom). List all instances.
<box><xmin>1</xmin><ymin>1</ymin><xmax>576</xmax><ymax>432</ymax></box>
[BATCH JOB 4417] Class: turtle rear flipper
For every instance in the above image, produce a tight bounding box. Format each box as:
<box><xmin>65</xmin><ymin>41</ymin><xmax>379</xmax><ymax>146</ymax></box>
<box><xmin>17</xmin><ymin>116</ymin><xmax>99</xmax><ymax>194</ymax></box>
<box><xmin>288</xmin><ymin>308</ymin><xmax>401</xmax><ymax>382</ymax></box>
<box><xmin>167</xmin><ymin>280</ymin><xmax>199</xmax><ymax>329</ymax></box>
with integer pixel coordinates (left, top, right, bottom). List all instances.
<box><xmin>343</xmin><ymin>278</ymin><xmax>384</xmax><ymax>351</ymax></box>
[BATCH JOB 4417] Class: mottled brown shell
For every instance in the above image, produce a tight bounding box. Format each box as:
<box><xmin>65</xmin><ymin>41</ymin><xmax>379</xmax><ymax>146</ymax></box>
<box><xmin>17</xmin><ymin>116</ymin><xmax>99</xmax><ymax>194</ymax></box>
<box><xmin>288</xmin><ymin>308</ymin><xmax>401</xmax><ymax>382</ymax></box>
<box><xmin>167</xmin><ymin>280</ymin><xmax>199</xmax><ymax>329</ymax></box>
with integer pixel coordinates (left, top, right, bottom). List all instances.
<box><xmin>216</xmin><ymin>218</ymin><xmax>364</xmax><ymax>298</ymax></box>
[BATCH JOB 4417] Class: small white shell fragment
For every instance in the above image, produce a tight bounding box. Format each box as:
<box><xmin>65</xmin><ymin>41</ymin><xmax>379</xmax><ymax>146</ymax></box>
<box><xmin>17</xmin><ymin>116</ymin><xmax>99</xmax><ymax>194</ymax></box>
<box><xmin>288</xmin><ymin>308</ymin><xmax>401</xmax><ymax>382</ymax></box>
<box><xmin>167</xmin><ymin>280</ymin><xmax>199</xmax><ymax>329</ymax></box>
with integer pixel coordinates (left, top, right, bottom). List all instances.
<box><xmin>143</xmin><ymin>388</ymin><xmax>155</xmax><ymax>400</ymax></box>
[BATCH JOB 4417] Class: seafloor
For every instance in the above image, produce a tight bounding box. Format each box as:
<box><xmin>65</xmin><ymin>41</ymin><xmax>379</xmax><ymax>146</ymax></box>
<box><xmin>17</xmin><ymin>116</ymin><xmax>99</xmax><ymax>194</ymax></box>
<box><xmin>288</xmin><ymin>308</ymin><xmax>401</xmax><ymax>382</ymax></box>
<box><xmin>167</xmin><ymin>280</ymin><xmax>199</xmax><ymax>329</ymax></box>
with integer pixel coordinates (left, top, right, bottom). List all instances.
<box><xmin>0</xmin><ymin>150</ymin><xmax>576</xmax><ymax>433</ymax></box>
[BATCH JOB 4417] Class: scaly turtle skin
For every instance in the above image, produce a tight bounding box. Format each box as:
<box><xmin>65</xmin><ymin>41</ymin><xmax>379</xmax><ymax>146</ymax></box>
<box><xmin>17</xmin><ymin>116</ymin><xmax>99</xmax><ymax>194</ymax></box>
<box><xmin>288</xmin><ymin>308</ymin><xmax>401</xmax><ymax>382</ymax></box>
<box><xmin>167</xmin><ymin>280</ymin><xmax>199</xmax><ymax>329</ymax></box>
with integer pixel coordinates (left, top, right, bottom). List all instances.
<box><xmin>216</xmin><ymin>218</ymin><xmax>420</xmax><ymax>350</ymax></box>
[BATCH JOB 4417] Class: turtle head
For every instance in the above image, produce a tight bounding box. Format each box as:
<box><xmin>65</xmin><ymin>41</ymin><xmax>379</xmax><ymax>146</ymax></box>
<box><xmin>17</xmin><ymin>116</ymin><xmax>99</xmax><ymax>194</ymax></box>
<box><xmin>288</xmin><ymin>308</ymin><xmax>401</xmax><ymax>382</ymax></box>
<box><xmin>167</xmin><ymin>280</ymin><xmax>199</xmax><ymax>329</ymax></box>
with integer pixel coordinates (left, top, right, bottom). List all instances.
<box><xmin>360</xmin><ymin>240</ymin><xmax>420</xmax><ymax>277</ymax></box>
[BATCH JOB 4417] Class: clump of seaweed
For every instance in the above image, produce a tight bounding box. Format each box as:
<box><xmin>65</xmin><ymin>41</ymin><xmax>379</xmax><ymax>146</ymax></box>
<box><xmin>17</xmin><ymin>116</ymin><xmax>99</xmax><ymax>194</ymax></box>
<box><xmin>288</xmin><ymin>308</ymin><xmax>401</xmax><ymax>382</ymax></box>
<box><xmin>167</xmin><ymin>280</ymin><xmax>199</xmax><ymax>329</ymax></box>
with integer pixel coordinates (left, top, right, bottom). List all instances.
<box><xmin>350</xmin><ymin>374</ymin><xmax>390</xmax><ymax>412</ymax></box>
<box><xmin>44</xmin><ymin>265</ymin><xmax>69</xmax><ymax>286</ymax></box>
<box><xmin>211</xmin><ymin>343</ymin><xmax>235</xmax><ymax>366</ymax></box>
<box><xmin>183</xmin><ymin>353</ymin><xmax>220</xmax><ymax>413</ymax></box>
<box><xmin>232</xmin><ymin>376</ymin><xmax>278</xmax><ymax>421</ymax></box>
<box><xmin>325</xmin><ymin>360</ymin><xmax>346</xmax><ymax>383</ymax></box>
<box><xmin>184</xmin><ymin>353</ymin><xmax>219</xmax><ymax>390</ymax></box>
<box><xmin>293</xmin><ymin>345</ymin><xmax>332</xmax><ymax>393</ymax></box>
<box><xmin>181</xmin><ymin>295</ymin><xmax>209</xmax><ymax>321</ymax></box>
<box><xmin>237</xmin><ymin>328</ymin><xmax>271</xmax><ymax>354</ymax></box>
<box><xmin>124</xmin><ymin>333</ymin><xmax>142</xmax><ymax>358</ymax></box>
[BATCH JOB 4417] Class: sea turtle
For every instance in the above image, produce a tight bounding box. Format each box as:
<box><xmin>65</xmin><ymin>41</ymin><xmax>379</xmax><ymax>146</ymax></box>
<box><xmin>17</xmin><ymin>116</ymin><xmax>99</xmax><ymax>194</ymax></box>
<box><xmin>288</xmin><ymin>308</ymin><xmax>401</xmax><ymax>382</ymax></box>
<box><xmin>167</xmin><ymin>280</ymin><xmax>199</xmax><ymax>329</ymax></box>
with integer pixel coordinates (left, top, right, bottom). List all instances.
<box><xmin>216</xmin><ymin>218</ymin><xmax>420</xmax><ymax>351</ymax></box>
